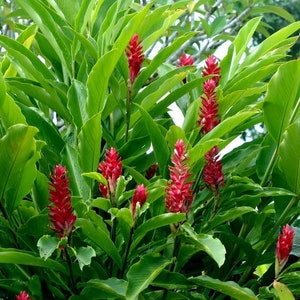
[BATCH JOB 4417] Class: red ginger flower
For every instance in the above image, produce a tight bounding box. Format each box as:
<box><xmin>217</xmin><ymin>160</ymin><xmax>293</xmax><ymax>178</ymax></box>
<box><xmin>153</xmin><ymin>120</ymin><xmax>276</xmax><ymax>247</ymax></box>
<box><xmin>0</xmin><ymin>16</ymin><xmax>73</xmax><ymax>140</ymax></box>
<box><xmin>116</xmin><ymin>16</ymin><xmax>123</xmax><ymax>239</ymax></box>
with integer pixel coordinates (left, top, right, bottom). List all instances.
<box><xmin>203</xmin><ymin>146</ymin><xmax>225</xmax><ymax>192</ymax></box>
<box><xmin>16</xmin><ymin>291</ymin><xmax>31</xmax><ymax>300</ymax></box>
<box><xmin>198</xmin><ymin>78</ymin><xmax>220</xmax><ymax>134</ymax></box>
<box><xmin>131</xmin><ymin>184</ymin><xmax>148</xmax><ymax>218</ymax></box>
<box><xmin>165</xmin><ymin>140</ymin><xmax>194</xmax><ymax>214</ymax></box>
<box><xmin>48</xmin><ymin>165</ymin><xmax>76</xmax><ymax>239</ymax></box>
<box><xmin>177</xmin><ymin>52</ymin><xmax>194</xmax><ymax>67</ymax></box>
<box><xmin>276</xmin><ymin>224</ymin><xmax>295</xmax><ymax>275</ymax></box>
<box><xmin>201</xmin><ymin>54</ymin><xmax>220</xmax><ymax>85</ymax></box>
<box><xmin>126</xmin><ymin>34</ymin><xmax>144</xmax><ymax>84</ymax></box>
<box><xmin>98</xmin><ymin>147</ymin><xmax>122</xmax><ymax>198</ymax></box>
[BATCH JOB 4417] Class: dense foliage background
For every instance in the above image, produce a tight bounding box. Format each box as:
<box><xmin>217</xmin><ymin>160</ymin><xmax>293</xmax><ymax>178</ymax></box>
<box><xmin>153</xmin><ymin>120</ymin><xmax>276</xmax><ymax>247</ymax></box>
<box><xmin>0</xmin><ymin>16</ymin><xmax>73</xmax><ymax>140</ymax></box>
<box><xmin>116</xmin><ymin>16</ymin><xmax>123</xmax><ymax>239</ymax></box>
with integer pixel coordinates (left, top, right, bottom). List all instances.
<box><xmin>0</xmin><ymin>0</ymin><xmax>299</xmax><ymax>299</ymax></box>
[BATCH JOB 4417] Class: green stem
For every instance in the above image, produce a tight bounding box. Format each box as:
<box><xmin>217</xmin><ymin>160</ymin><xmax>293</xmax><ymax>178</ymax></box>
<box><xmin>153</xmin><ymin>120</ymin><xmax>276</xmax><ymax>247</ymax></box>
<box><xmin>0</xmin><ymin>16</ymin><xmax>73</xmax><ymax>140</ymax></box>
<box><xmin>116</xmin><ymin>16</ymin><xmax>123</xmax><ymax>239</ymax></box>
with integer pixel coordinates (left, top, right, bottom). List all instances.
<box><xmin>65</xmin><ymin>246</ymin><xmax>77</xmax><ymax>294</ymax></box>
<box><xmin>260</xmin><ymin>147</ymin><xmax>278</xmax><ymax>187</ymax></box>
<box><xmin>120</xmin><ymin>226</ymin><xmax>134</xmax><ymax>278</ymax></box>
<box><xmin>125</xmin><ymin>81</ymin><xmax>133</xmax><ymax>141</ymax></box>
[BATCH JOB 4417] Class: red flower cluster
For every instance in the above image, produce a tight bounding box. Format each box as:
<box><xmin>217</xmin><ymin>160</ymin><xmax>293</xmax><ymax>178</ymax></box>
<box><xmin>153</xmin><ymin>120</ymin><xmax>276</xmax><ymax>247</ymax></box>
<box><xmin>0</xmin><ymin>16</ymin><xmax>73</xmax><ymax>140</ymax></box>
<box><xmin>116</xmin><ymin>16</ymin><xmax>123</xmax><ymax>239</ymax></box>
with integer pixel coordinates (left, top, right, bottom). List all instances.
<box><xmin>145</xmin><ymin>162</ymin><xmax>158</xmax><ymax>179</ymax></box>
<box><xmin>165</xmin><ymin>140</ymin><xmax>194</xmax><ymax>214</ymax></box>
<box><xmin>203</xmin><ymin>146</ymin><xmax>225</xmax><ymax>192</ymax></box>
<box><xmin>177</xmin><ymin>52</ymin><xmax>194</xmax><ymax>67</ymax></box>
<box><xmin>276</xmin><ymin>224</ymin><xmax>295</xmax><ymax>275</ymax></box>
<box><xmin>198</xmin><ymin>55</ymin><xmax>225</xmax><ymax>191</ymax></box>
<box><xmin>98</xmin><ymin>148</ymin><xmax>122</xmax><ymax>199</ymax></box>
<box><xmin>198</xmin><ymin>55</ymin><xmax>221</xmax><ymax>134</ymax></box>
<box><xmin>131</xmin><ymin>184</ymin><xmax>148</xmax><ymax>218</ymax></box>
<box><xmin>16</xmin><ymin>291</ymin><xmax>31</xmax><ymax>300</ymax></box>
<box><xmin>126</xmin><ymin>34</ymin><xmax>144</xmax><ymax>84</ymax></box>
<box><xmin>48</xmin><ymin>165</ymin><xmax>76</xmax><ymax>239</ymax></box>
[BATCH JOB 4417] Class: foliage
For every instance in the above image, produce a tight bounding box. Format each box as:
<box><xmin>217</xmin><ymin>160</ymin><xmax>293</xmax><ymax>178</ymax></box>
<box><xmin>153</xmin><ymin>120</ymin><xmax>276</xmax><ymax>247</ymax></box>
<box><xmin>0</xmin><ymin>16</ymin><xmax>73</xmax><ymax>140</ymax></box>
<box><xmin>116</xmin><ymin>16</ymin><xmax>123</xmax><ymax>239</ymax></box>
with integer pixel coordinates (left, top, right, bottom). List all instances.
<box><xmin>0</xmin><ymin>0</ymin><xmax>300</xmax><ymax>299</ymax></box>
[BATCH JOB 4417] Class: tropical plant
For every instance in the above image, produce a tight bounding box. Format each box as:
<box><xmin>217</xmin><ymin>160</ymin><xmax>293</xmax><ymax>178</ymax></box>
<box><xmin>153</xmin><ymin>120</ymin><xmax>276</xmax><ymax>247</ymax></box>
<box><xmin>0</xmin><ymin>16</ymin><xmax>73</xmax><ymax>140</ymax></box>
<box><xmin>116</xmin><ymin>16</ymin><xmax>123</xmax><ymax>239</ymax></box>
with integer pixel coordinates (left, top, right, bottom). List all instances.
<box><xmin>0</xmin><ymin>0</ymin><xmax>300</xmax><ymax>299</ymax></box>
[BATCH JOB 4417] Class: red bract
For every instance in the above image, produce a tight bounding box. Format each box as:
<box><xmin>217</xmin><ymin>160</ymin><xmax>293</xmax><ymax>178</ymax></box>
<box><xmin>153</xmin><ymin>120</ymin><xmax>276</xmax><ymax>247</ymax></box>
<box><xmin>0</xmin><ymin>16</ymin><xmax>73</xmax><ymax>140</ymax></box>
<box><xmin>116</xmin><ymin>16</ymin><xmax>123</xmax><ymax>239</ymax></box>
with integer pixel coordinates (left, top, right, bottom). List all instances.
<box><xmin>98</xmin><ymin>148</ymin><xmax>122</xmax><ymax>198</ymax></box>
<box><xmin>16</xmin><ymin>291</ymin><xmax>31</xmax><ymax>300</ymax></box>
<box><xmin>145</xmin><ymin>162</ymin><xmax>158</xmax><ymax>179</ymax></box>
<box><xmin>126</xmin><ymin>34</ymin><xmax>144</xmax><ymax>84</ymax></box>
<box><xmin>203</xmin><ymin>146</ymin><xmax>225</xmax><ymax>192</ymax></box>
<box><xmin>198</xmin><ymin>78</ymin><xmax>220</xmax><ymax>134</ymax></box>
<box><xmin>131</xmin><ymin>184</ymin><xmax>148</xmax><ymax>218</ymax></box>
<box><xmin>48</xmin><ymin>165</ymin><xmax>76</xmax><ymax>239</ymax></box>
<box><xmin>276</xmin><ymin>224</ymin><xmax>294</xmax><ymax>272</ymax></box>
<box><xmin>201</xmin><ymin>54</ymin><xmax>221</xmax><ymax>85</ymax></box>
<box><xmin>165</xmin><ymin>140</ymin><xmax>194</xmax><ymax>214</ymax></box>
<box><xmin>177</xmin><ymin>52</ymin><xmax>194</xmax><ymax>67</ymax></box>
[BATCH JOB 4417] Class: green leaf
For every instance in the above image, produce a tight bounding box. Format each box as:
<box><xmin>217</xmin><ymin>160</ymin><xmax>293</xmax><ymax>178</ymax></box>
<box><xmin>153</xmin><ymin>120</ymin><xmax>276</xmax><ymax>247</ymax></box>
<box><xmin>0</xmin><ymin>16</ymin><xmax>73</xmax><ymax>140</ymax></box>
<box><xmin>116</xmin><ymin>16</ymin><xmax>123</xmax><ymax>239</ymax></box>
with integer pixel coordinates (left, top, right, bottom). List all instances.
<box><xmin>67</xmin><ymin>80</ymin><xmax>88</xmax><ymax>131</ymax></box>
<box><xmin>136</xmin><ymin>104</ymin><xmax>170</xmax><ymax>178</ymax></box>
<box><xmin>126</xmin><ymin>253</ymin><xmax>171</xmax><ymax>300</ymax></box>
<box><xmin>273</xmin><ymin>281</ymin><xmax>295</xmax><ymax>300</ymax></box>
<box><xmin>82</xmin><ymin>172</ymin><xmax>107</xmax><ymax>185</ymax></box>
<box><xmin>278</xmin><ymin>121</ymin><xmax>300</xmax><ymax>194</ymax></box>
<box><xmin>76</xmin><ymin>217</ymin><xmax>122</xmax><ymax>269</ymax></box>
<box><xmin>191</xmin><ymin>275</ymin><xmax>258</xmax><ymax>300</ymax></box>
<box><xmin>0</xmin><ymin>124</ymin><xmax>40</xmax><ymax>214</ymax></box>
<box><xmin>78</xmin><ymin>113</ymin><xmax>102</xmax><ymax>188</ymax></box>
<box><xmin>263</xmin><ymin>60</ymin><xmax>300</xmax><ymax>144</ymax></box>
<box><xmin>131</xmin><ymin>213</ymin><xmax>186</xmax><ymax>250</ymax></box>
<box><xmin>210</xmin><ymin>16</ymin><xmax>227</xmax><ymax>36</ymax></box>
<box><xmin>204</xmin><ymin>207</ymin><xmax>255</xmax><ymax>232</ymax></box>
<box><xmin>80</xmin><ymin>278</ymin><xmax>127</xmax><ymax>299</ymax></box>
<box><xmin>37</xmin><ymin>235</ymin><xmax>60</xmax><ymax>260</ymax></box>
<box><xmin>0</xmin><ymin>72</ymin><xmax>27</xmax><ymax>128</ymax></box>
<box><xmin>61</xmin><ymin>144</ymin><xmax>90</xmax><ymax>199</ymax></box>
<box><xmin>181</xmin><ymin>223</ymin><xmax>226</xmax><ymax>267</ymax></box>
<box><xmin>0</xmin><ymin>248</ymin><xmax>67</xmax><ymax>274</ymax></box>
<box><xmin>75</xmin><ymin>246</ymin><xmax>96</xmax><ymax>271</ymax></box>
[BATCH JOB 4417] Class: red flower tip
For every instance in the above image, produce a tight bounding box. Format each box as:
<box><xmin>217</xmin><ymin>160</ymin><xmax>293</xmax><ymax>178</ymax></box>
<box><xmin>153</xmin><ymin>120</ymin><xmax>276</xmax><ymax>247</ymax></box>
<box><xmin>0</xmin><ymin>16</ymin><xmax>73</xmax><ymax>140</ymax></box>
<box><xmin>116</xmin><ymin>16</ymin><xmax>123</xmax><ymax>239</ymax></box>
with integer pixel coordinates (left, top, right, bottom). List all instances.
<box><xmin>203</xmin><ymin>146</ymin><xmax>225</xmax><ymax>192</ymax></box>
<box><xmin>48</xmin><ymin>165</ymin><xmax>76</xmax><ymax>239</ymax></box>
<box><xmin>276</xmin><ymin>224</ymin><xmax>294</xmax><ymax>268</ymax></box>
<box><xmin>145</xmin><ymin>163</ymin><xmax>158</xmax><ymax>179</ymax></box>
<box><xmin>165</xmin><ymin>139</ymin><xmax>194</xmax><ymax>214</ymax></box>
<box><xmin>98</xmin><ymin>148</ymin><xmax>122</xmax><ymax>198</ymax></box>
<box><xmin>126</xmin><ymin>34</ymin><xmax>144</xmax><ymax>84</ymax></box>
<box><xmin>177</xmin><ymin>52</ymin><xmax>194</xmax><ymax>67</ymax></box>
<box><xmin>198</xmin><ymin>55</ymin><xmax>221</xmax><ymax>134</ymax></box>
<box><xmin>16</xmin><ymin>291</ymin><xmax>31</xmax><ymax>300</ymax></box>
<box><xmin>131</xmin><ymin>184</ymin><xmax>148</xmax><ymax>217</ymax></box>
<box><xmin>202</xmin><ymin>54</ymin><xmax>221</xmax><ymax>85</ymax></box>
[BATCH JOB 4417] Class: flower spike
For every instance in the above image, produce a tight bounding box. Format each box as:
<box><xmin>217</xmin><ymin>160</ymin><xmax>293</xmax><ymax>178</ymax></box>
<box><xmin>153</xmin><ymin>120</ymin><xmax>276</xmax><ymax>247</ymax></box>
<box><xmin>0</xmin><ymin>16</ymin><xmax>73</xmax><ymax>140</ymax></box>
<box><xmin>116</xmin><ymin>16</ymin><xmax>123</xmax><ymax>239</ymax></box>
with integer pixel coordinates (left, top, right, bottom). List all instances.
<box><xmin>48</xmin><ymin>165</ymin><xmax>76</xmax><ymax>240</ymax></box>
<box><xmin>16</xmin><ymin>291</ymin><xmax>31</xmax><ymax>300</ymax></box>
<box><xmin>98</xmin><ymin>147</ymin><xmax>122</xmax><ymax>199</ymax></box>
<box><xmin>177</xmin><ymin>52</ymin><xmax>194</xmax><ymax>67</ymax></box>
<box><xmin>165</xmin><ymin>140</ymin><xmax>194</xmax><ymax>214</ymax></box>
<box><xmin>131</xmin><ymin>184</ymin><xmax>148</xmax><ymax>218</ymax></box>
<box><xmin>126</xmin><ymin>34</ymin><xmax>144</xmax><ymax>85</ymax></box>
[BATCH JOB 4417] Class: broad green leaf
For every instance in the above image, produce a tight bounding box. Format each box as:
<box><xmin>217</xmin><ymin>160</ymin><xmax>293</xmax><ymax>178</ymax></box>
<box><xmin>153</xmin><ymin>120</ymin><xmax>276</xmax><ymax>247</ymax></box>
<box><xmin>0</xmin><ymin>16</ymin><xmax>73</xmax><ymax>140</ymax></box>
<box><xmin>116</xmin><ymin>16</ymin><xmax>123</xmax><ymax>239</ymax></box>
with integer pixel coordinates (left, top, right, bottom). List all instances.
<box><xmin>131</xmin><ymin>213</ymin><xmax>186</xmax><ymax>250</ymax></box>
<box><xmin>61</xmin><ymin>144</ymin><xmax>90</xmax><ymax>199</ymax></box>
<box><xmin>136</xmin><ymin>104</ymin><xmax>170</xmax><ymax>178</ymax></box>
<box><xmin>15</xmin><ymin>0</ymin><xmax>72</xmax><ymax>77</ymax></box>
<box><xmin>76</xmin><ymin>217</ymin><xmax>122</xmax><ymax>269</ymax></box>
<box><xmin>68</xmin><ymin>80</ymin><xmax>89</xmax><ymax>131</ymax></box>
<box><xmin>80</xmin><ymin>278</ymin><xmax>127</xmax><ymax>299</ymax></box>
<box><xmin>126</xmin><ymin>253</ymin><xmax>171</xmax><ymax>300</ymax></box>
<box><xmin>273</xmin><ymin>281</ymin><xmax>295</xmax><ymax>300</ymax></box>
<box><xmin>78</xmin><ymin>113</ymin><xmax>102</xmax><ymax>188</ymax></box>
<box><xmin>203</xmin><ymin>207</ymin><xmax>255</xmax><ymax>232</ymax></box>
<box><xmin>37</xmin><ymin>235</ymin><xmax>60</xmax><ymax>260</ymax></box>
<box><xmin>278</xmin><ymin>122</ymin><xmax>300</xmax><ymax>194</ymax></box>
<box><xmin>181</xmin><ymin>223</ymin><xmax>226</xmax><ymax>267</ymax></box>
<box><xmin>191</xmin><ymin>275</ymin><xmax>258</xmax><ymax>300</ymax></box>
<box><xmin>0</xmin><ymin>72</ymin><xmax>26</xmax><ymax>128</ymax></box>
<box><xmin>74</xmin><ymin>0</ymin><xmax>94</xmax><ymax>33</ymax></box>
<box><xmin>75</xmin><ymin>246</ymin><xmax>96</xmax><ymax>271</ymax></box>
<box><xmin>210</xmin><ymin>16</ymin><xmax>227</xmax><ymax>36</ymax></box>
<box><xmin>263</xmin><ymin>60</ymin><xmax>300</xmax><ymax>144</ymax></box>
<box><xmin>0</xmin><ymin>248</ymin><xmax>67</xmax><ymax>274</ymax></box>
<box><xmin>244</xmin><ymin>21</ymin><xmax>300</xmax><ymax>67</ymax></box>
<box><xmin>251</xmin><ymin>5</ymin><xmax>295</xmax><ymax>23</ymax></box>
<box><xmin>0</xmin><ymin>125</ymin><xmax>40</xmax><ymax>214</ymax></box>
